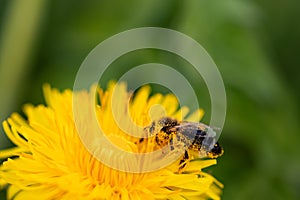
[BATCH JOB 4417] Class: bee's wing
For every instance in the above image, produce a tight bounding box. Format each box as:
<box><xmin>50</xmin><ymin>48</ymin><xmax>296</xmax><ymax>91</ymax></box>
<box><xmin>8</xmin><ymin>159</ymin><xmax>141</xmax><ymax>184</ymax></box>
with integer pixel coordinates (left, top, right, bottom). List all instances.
<box><xmin>168</xmin><ymin>122</ymin><xmax>205</xmax><ymax>141</ymax></box>
<box><xmin>172</xmin><ymin>122</ymin><xmax>218</xmax><ymax>149</ymax></box>
<box><xmin>179</xmin><ymin>121</ymin><xmax>215</xmax><ymax>129</ymax></box>
<box><xmin>180</xmin><ymin>122</ymin><xmax>220</xmax><ymax>136</ymax></box>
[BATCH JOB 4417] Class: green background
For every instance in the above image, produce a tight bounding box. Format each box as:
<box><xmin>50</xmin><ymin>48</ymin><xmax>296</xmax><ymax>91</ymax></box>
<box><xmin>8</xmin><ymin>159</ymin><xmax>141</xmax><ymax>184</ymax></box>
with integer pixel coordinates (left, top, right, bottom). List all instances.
<box><xmin>0</xmin><ymin>0</ymin><xmax>299</xmax><ymax>199</ymax></box>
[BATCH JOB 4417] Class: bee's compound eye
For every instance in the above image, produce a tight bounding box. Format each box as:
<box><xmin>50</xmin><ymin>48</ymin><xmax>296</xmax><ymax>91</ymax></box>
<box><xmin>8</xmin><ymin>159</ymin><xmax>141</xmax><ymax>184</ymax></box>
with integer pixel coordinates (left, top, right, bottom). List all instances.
<box><xmin>212</xmin><ymin>146</ymin><xmax>222</xmax><ymax>154</ymax></box>
<box><xmin>210</xmin><ymin>143</ymin><xmax>223</xmax><ymax>157</ymax></box>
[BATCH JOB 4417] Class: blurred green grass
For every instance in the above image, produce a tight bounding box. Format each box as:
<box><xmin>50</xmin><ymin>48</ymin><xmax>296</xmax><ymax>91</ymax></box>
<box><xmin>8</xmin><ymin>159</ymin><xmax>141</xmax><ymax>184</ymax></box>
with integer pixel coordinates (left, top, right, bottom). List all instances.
<box><xmin>0</xmin><ymin>0</ymin><xmax>299</xmax><ymax>199</ymax></box>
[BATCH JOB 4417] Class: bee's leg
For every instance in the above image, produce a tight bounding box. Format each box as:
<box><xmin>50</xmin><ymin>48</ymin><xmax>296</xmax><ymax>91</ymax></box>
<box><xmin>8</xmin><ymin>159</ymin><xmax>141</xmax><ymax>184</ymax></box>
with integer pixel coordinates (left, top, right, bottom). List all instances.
<box><xmin>178</xmin><ymin>150</ymin><xmax>189</xmax><ymax>172</ymax></box>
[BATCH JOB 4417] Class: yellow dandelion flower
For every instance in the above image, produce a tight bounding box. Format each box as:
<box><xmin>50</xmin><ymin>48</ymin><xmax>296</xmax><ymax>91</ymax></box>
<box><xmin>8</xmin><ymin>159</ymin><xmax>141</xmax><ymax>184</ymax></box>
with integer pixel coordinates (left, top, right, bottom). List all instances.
<box><xmin>0</xmin><ymin>82</ymin><xmax>223</xmax><ymax>200</ymax></box>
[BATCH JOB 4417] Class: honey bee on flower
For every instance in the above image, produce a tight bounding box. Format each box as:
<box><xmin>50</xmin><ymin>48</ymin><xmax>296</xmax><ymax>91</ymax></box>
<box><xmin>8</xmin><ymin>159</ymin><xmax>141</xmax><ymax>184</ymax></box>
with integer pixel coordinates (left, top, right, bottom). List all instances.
<box><xmin>143</xmin><ymin>117</ymin><xmax>224</xmax><ymax>169</ymax></box>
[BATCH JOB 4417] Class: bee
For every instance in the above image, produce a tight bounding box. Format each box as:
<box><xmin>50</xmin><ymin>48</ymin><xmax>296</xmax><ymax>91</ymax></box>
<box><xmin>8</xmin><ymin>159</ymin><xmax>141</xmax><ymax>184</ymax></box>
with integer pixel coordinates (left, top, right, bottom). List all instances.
<box><xmin>143</xmin><ymin>117</ymin><xmax>224</xmax><ymax>169</ymax></box>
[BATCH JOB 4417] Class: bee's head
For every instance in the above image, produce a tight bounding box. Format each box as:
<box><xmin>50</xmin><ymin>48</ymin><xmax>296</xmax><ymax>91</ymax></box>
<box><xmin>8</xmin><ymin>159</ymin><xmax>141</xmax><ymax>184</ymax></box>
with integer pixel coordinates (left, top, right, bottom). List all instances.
<box><xmin>207</xmin><ymin>142</ymin><xmax>224</xmax><ymax>158</ymax></box>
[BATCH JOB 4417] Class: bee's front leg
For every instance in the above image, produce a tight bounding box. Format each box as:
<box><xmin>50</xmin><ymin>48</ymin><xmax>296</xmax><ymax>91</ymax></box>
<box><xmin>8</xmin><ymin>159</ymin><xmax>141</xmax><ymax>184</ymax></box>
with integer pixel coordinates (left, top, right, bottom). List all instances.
<box><xmin>178</xmin><ymin>150</ymin><xmax>189</xmax><ymax>172</ymax></box>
